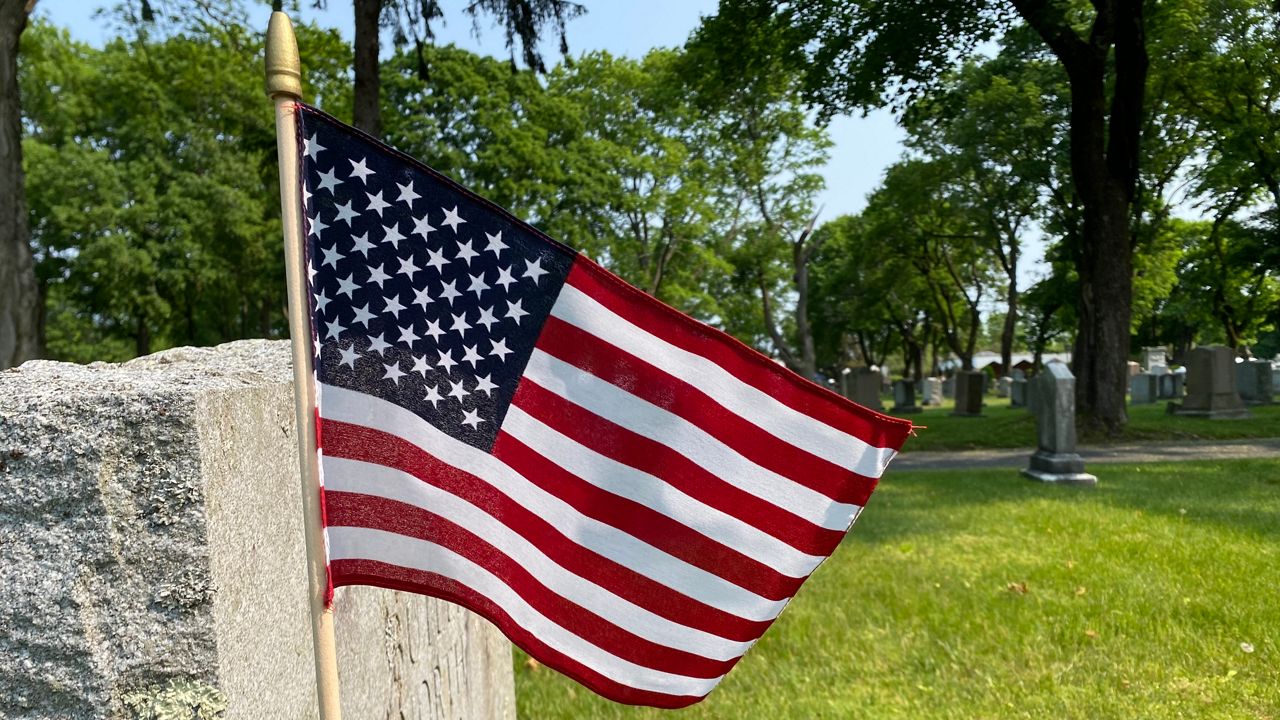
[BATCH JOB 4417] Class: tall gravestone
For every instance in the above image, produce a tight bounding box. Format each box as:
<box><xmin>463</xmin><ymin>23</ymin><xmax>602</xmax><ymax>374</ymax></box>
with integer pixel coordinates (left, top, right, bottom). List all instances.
<box><xmin>921</xmin><ymin>377</ymin><xmax>943</xmax><ymax>406</ymax></box>
<box><xmin>996</xmin><ymin>376</ymin><xmax>1012</xmax><ymax>399</ymax></box>
<box><xmin>850</xmin><ymin>367</ymin><xmax>884</xmax><ymax>411</ymax></box>
<box><xmin>942</xmin><ymin>375</ymin><xmax>956</xmax><ymax>399</ymax></box>
<box><xmin>1130</xmin><ymin>373</ymin><xmax>1158</xmax><ymax>404</ymax></box>
<box><xmin>1022</xmin><ymin>363</ymin><xmax>1097</xmax><ymax>485</ymax></box>
<box><xmin>951</xmin><ymin>370</ymin><xmax>984</xmax><ymax>417</ymax></box>
<box><xmin>1236</xmin><ymin>359</ymin><xmax>1274</xmax><ymax>405</ymax></box>
<box><xmin>1158</xmin><ymin>372</ymin><xmax>1184</xmax><ymax>399</ymax></box>
<box><xmin>891</xmin><ymin>379</ymin><xmax>922</xmax><ymax>414</ymax></box>
<box><xmin>1010</xmin><ymin>378</ymin><xmax>1028</xmax><ymax>407</ymax></box>
<box><xmin>1172</xmin><ymin>345</ymin><xmax>1250</xmax><ymax>419</ymax></box>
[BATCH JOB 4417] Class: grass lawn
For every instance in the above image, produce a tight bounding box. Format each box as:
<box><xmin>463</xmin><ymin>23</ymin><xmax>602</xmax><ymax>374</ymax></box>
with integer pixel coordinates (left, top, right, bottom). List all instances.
<box><xmin>514</xmin><ymin>460</ymin><xmax>1280</xmax><ymax>719</ymax></box>
<box><xmin>899</xmin><ymin>397</ymin><xmax>1280</xmax><ymax>452</ymax></box>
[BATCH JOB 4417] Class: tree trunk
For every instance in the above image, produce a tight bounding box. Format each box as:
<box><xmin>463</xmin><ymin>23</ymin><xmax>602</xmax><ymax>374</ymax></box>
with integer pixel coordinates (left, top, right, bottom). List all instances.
<box><xmin>353</xmin><ymin>0</ymin><xmax>383</xmax><ymax>135</ymax></box>
<box><xmin>793</xmin><ymin>243</ymin><xmax>817</xmax><ymax>380</ymax></box>
<box><xmin>1000</xmin><ymin>282</ymin><xmax>1018</xmax><ymax>378</ymax></box>
<box><xmin>0</xmin><ymin>0</ymin><xmax>37</xmax><ymax>369</ymax></box>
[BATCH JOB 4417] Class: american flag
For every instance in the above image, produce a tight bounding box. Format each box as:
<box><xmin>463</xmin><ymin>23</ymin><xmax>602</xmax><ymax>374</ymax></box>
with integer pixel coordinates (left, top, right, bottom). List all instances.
<box><xmin>296</xmin><ymin>104</ymin><xmax>912</xmax><ymax>708</ymax></box>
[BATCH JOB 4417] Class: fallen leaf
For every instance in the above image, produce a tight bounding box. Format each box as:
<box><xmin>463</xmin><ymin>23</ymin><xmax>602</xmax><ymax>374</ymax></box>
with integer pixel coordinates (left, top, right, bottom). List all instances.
<box><xmin>1085</xmin><ymin>629</ymin><xmax>1099</xmax><ymax>639</ymax></box>
<box><xmin>1006</xmin><ymin>582</ymin><xmax>1029</xmax><ymax>594</ymax></box>
<box><xmin>1075</xmin><ymin>586</ymin><xmax>1087</xmax><ymax>596</ymax></box>
<box><xmin>526</xmin><ymin>658</ymin><xmax>541</xmax><ymax>672</ymax></box>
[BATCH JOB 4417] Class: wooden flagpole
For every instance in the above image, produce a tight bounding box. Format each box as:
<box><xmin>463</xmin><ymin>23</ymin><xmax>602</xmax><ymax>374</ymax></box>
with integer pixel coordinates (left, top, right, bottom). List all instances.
<box><xmin>265</xmin><ymin>11</ymin><xmax>343</xmax><ymax>719</ymax></box>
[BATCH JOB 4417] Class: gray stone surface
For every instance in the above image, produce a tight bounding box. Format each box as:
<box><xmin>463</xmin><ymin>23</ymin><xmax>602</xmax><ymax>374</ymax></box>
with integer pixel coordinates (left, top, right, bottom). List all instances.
<box><xmin>1236</xmin><ymin>359</ymin><xmax>1274</xmax><ymax>405</ymax></box>
<box><xmin>942</xmin><ymin>375</ymin><xmax>955</xmax><ymax>399</ymax></box>
<box><xmin>1022</xmin><ymin>362</ymin><xmax>1096</xmax><ymax>485</ymax></box>
<box><xmin>1173</xmin><ymin>346</ymin><xmax>1250</xmax><ymax>419</ymax></box>
<box><xmin>996</xmin><ymin>376</ymin><xmax>1012</xmax><ymax>399</ymax></box>
<box><xmin>1130</xmin><ymin>373</ymin><xmax>1158</xmax><ymax>404</ymax></box>
<box><xmin>1158</xmin><ymin>372</ymin><xmax>1184</xmax><ymax>400</ymax></box>
<box><xmin>921</xmin><ymin>377</ymin><xmax>943</xmax><ymax>406</ymax></box>
<box><xmin>951</xmin><ymin>371</ymin><xmax>984</xmax><ymax>417</ymax></box>
<box><xmin>850</xmin><ymin>367</ymin><xmax>883</xmax><ymax>412</ymax></box>
<box><xmin>890</xmin><ymin>379</ymin><xmax>921</xmax><ymax>414</ymax></box>
<box><xmin>1010</xmin><ymin>378</ymin><xmax>1028</xmax><ymax>408</ymax></box>
<box><xmin>1142</xmin><ymin>346</ymin><xmax>1168</xmax><ymax>371</ymax></box>
<box><xmin>0</xmin><ymin>340</ymin><xmax>514</xmax><ymax>720</ymax></box>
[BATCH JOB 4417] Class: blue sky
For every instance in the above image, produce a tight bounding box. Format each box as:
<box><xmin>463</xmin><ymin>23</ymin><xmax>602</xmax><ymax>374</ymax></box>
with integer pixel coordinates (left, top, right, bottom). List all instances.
<box><xmin>37</xmin><ymin>0</ymin><xmax>906</xmax><ymax>226</ymax></box>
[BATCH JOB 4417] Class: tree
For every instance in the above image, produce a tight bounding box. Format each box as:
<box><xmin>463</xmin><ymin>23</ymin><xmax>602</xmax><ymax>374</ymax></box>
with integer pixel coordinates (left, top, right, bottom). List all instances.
<box><xmin>0</xmin><ymin>0</ymin><xmax>38</xmax><ymax>368</ymax></box>
<box><xmin>695</xmin><ymin>0</ymin><xmax>1150</xmax><ymax>433</ymax></box>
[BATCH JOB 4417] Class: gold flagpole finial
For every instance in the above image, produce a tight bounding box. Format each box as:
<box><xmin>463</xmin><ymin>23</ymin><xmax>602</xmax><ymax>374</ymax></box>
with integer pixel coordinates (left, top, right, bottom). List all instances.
<box><xmin>265</xmin><ymin>11</ymin><xmax>302</xmax><ymax>99</ymax></box>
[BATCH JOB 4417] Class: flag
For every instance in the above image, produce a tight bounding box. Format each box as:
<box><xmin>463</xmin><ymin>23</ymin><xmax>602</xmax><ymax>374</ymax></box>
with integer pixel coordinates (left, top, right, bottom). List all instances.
<box><xmin>296</xmin><ymin>104</ymin><xmax>912</xmax><ymax>708</ymax></box>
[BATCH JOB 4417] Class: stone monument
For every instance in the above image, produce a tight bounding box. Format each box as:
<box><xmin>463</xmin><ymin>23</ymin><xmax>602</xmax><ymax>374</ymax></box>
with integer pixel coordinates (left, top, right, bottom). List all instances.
<box><xmin>1171</xmin><ymin>345</ymin><xmax>1250</xmax><ymax>419</ymax></box>
<box><xmin>942</xmin><ymin>375</ymin><xmax>956</xmax><ymax>399</ymax></box>
<box><xmin>1022</xmin><ymin>362</ymin><xmax>1097</xmax><ymax>485</ymax></box>
<box><xmin>1236</xmin><ymin>358</ymin><xmax>1274</xmax><ymax>405</ymax></box>
<box><xmin>1130</xmin><ymin>373</ymin><xmax>1158</xmax><ymax>404</ymax></box>
<box><xmin>996</xmin><ymin>376</ymin><xmax>1012</xmax><ymax>399</ymax></box>
<box><xmin>850</xmin><ymin>367</ymin><xmax>884</xmax><ymax>411</ymax></box>
<box><xmin>1010</xmin><ymin>378</ymin><xmax>1028</xmax><ymax>407</ymax></box>
<box><xmin>921</xmin><ymin>377</ymin><xmax>943</xmax><ymax>406</ymax></box>
<box><xmin>1158</xmin><ymin>370</ymin><xmax>1184</xmax><ymax>399</ymax></box>
<box><xmin>951</xmin><ymin>370</ymin><xmax>984</xmax><ymax>417</ymax></box>
<box><xmin>891</xmin><ymin>379</ymin><xmax>922</xmax><ymax>414</ymax></box>
<box><xmin>0</xmin><ymin>341</ymin><xmax>515</xmax><ymax>720</ymax></box>
<box><xmin>1142</xmin><ymin>346</ymin><xmax>1168</xmax><ymax>371</ymax></box>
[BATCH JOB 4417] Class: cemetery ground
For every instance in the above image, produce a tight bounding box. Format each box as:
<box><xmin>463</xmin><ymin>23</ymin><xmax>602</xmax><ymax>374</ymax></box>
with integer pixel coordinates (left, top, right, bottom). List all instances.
<box><xmin>515</xmin><ymin>458</ymin><xmax>1280</xmax><ymax>719</ymax></box>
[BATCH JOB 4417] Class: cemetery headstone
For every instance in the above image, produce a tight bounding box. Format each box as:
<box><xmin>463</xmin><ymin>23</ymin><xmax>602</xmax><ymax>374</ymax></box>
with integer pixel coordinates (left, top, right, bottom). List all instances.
<box><xmin>921</xmin><ymin>377</ymin><xmax>943</xmax><ymax>406</ymax></box>
<box><xmin>942</xmin><ymin>375</ymin><xmax>956</xmax><ymax>399</ymax></box>
<box><xmin>850</xmin><ymin>367</ymin><xmax>884</xmax><ymax>411</ymax></box>
<box><xmin>1236</xmin><ymin>358</ymin><xmax>1274</xmax><ymax>405</ymax></box>
<box><xmin>1011</xmin><ymin>368</ymin><xmax>1027</xmax><ymax>381</ymax></box>
<box><xmin>1130</xmin><ymin>373</ymin><xmax>1158</xmax><ymax>404</ymax></box>
<box><xmin>1021</xmin><ymin>362</ymin><xmax>1098</xmax><ymax>485</ymax></box>
<box><xmin>997</xmin><ymin>376</ymin><xmax>1013</xmax><ymax>398</ymax></box>
<box><xmin>951</xmin><ymin>370</ymin><xmax>984</xmax><ymax>417</ymax></box>
<box><xmin>1172</xmin><ymin>345</ymin><xmax>1250</xmax><ymax>419</ymax></box>
<box><xmin>1010</xmin><ymin>378</ymin><xmax>1028</xmax><ymax>407</ymax></box>
<box><xmin>1158</xmin><ymin>372</ymin><xmax>1183</xmax><ymax>399</ymax></box>
<box><xmin>1127</xmin><ymin>361</ymin><xmax>1142</xmax><ymax>378</ymax></box>
<box><xmin>1142</xmin><ymin>346</ymin><xmax>1168</xmax><ymax>371</ymax></box>
<box><xmin>891</xmin><ymin>379</ymin><xmax>922</xmax><ymax>414</ymax></box>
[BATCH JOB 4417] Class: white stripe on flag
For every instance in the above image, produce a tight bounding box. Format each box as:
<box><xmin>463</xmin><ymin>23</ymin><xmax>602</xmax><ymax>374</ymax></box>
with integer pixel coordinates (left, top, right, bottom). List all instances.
<box><xmin>327</xmin><ymin>525</ymin><xmax>724</xmax><ymax>697</ymax></box>
<box><xmin>325</xmin><ymin>456</ymin><xmax>754</xmax><ymax>661</ymax></box>
<box><xmin>320</xmin><ymin>383</ymin><xmax>788</xmax><ymax>622</ymax></box>
<box><xmin>523</xmin><ymin>350</ymin><xmax>860</xmax><ymax>531</ymax></box>
<box><xmin>551</xmin><ymin>284</ymin><xmax>898</xmax><ymax>477</ymax></box>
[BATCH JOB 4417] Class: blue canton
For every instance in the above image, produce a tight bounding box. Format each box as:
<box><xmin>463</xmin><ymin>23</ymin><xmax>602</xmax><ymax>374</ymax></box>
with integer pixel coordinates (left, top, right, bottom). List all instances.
<box><xmin>297</xmin><ymin>107</ymin><xmax>575</xmax><ymax>451</ymax></box>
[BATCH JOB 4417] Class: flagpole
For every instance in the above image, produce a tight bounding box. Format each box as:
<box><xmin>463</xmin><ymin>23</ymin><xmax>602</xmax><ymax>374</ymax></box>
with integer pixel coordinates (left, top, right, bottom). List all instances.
<box><xmin>265</xmin><ymin>11</ymin><xmax>343</xmax><ymax>719</ymax></box>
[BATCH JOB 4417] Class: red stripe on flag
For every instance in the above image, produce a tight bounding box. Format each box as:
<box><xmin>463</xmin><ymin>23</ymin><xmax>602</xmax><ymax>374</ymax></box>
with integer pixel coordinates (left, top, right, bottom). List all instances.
<box><xmin>510</xmin><ymin>380</ymin><xmax>846</xmax><ymax>557</ymax></box>
<box><xmin>330</xmin><ymin>558</ymin><xmax>706</xmax><ymax>709</ymax></box>
<box><xmin>491</xmin><ymin>432</ymin><xmax>805</xmax><ymax>602</ymax></box>
<box><xmin>566</xmin><ymin>258</ymin><xmax>913</xmax><ymax>452</ymax></box>
<box><xmin>326</xmin><ymin>491</ymin><xmax>738</xmax><ymax>679</ymax></box>
<box><xmin>536</xmin><ymin>315</ymin><xmax>879</xmax><ymax>505</ymax></box>
<box><xmin>322</xmin><ymin>419</ymin><xmax>772</xmax><ymax>642</ymax></box>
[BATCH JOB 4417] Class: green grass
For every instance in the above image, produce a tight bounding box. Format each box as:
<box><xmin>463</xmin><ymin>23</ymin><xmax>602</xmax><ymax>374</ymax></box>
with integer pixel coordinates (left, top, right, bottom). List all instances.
<box><xmin>898</xmin><ymin>397</ymin><xmax>1280</xmax><ymax>452</ymax></box>
<box><xmin>515</xmin><ymin>460</ymin><xmax>1280</xmax><ymax>719</ymax></box>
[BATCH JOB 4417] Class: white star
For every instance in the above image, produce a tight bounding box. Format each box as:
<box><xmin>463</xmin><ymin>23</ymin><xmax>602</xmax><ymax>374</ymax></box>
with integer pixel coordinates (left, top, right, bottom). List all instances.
<box><xmin>424</xmin><ymin>319</ymin><xmax>445</xmax><ymax>342</ymax></box>
<box><xmin>489</xmin><ymin>337</ymin><xmax>512</xmax><ymax>362</ymax></box>
<box><xmin>450</xmin><ymin>311</ymin><xmax>472</xmax><ymax>337</ymax></box>
<box><xmin>461</xmin><ymin>408</ymin><xmax>484</xmax><ymax>429</ymax></box>
<box><xmin>366</xmin><ymin>190</ymin><xmax>391</xmax><ymax>217</ymax></box>
<box><xmin>441</xmin><ymin>206</ymin><xmax>466</xmax><ymax>233</ymax></box>
<box><xmin>411</xmin><ymin>354</ymin><xmax>430</xmax><ymax>377</ymax></box>
<box><xmin>307</xmin><ymin>261</ymin><xmax>318</xmax><ymax>284</ymax></box>
<box><xmin>423</xmin><ymin>384</ymin><xmax>443</xmax><ymax>408</ymax></box>
<box><xmin>382</xmin><ymin>222</ymin><xmax>405</xmax><ymax>249</ymax></box>
<box><xmin>349</xmin><ymin>157</ymin><xmax>375</xmax><ymax>183</ymax></box>
<box><xmin>476</xmin><ymin>306</ymin><xmax>499</xmax><ymax>331</ymax></box>
<box><xmin>436</xmin><ymin>348</ymin><xmax>458</xmax><ymax>374</ymax></box>
<box><xmin>338</xmin><ymin>343</ymin><xmax>359</xmax><ymax>369</ymax></box>
<box><xmin>413</xmin><ymin>284</ymin><xmax>433</xmax><ymax>308</ymax></box>
<box><xmin>494</xmin><ymin>265</ymin><xmax>516</xmax><ymax>291</ymax></box>
<box><xmin>383</xmin><ymin>292</ymin><xmax>405</xmax><ymax>317</ymax></box>
<box><xmin>308</xmin><ymin>214</ymin><xmax>329</xmax><ymax>238</ymax></box>
<box><xmin>439</xmin><ymin>279</ymin><xmax>462</xmax><ymax>305</ymax></box>
<box><xmin>467</xmin><ymin>271</ymin><xmax>490</xmax><ymax>298</ymax></box>
<box><xmin>397</xmin><ymin>255</ymin><xmax>420</xmax><ymax>279</ymax></box>
<box><xmin>446</xmin><ymin>378</ymin><xmax>470</xmax><ymax>402</ymax></box>
<box><xmin>505</xmin><ymin>298</ymin><xmax>529</xmax><ymax>324</ymax></box>
<box><xmin>366</xmin><ymin>264</ymin><xmax>391</xmax><ymax>288</ymax></box>
<box><xmin>316</xmin><ymin>168</ymin><xmax>340</xmax><ymax>195</ymax></box>
<box><xmin>484</xmin><ymin>231</ymin><xmax>508</xmax><ymax>257</ymax></box>
<box><xmin>474</xmin><ymin>374</ymin><xmax>498</xmax><ymax>396</ymax></box>
<box><xmin>333</xmin><ymin>199</ymin><xmax>358</xmax><ymax>226</ymax></box>
<box><xmin>351</xmin><ymin>232</ymin><xmax>375</xmax><ymax>258</ymax></box>
<box><xmin>397</xmin><ymin>323</ymin><xmax>417</xmax><ymax>346</ymax></box>
<box><xmin>314</xmin><ymin>290</ymin><xmax>331</xmax><ymax>313</ymax></box>
<box><xmin>304</xmin><ymin>134</ymin><xmax>325</xmax><ymax>159</ymax></box>
<box><xmin>523</xmin><ymin>257</ymin><xmax>549</xmax><ymax>284</ymax></box>
<box><xmin>426</xmin><ymin>248</ymin><xmax>449</xmax><ymax>272</ymax></box>
<box><xmin>302</xmin><ymin>183</ymin><xmax>312</xmax><ymax>209</ymax></box>
<box><xmin>336</xmin><ymin>274</ymin><xmax>359</xmax><ymax>298</ymax></box>
<box><xmin>461</xmin><ymin>344</ymin><xmax>484</xmax><ymax>369</ymax></box>
<box><xmin>412</xmin><ymin>214</ymin><xmax>436</xmax><ymax>240</ymax></box>
<box><xmin>383</xmin><ymin>361</ymin><xmax>405</xmax><ymax>385</ymax></box>
<box><xmin>396</xmin><ymin>181</ymin><xmax>421</xmax><ymax>207</ymax></box>
<box><xmin>324</xmin><ymin>317</ymin><xmax>344</xmax><ymax>340</ymax></box>
<box><xmin>321</xmin><ymin>244</ymin><xmax>343</xmax><ymax>269</ymax></box>
<box><xmin>351</xmin><ymin>303</ymin><xmax>376</xmax><ymax>328</ymax></box>
<box><xmin>367</xmin><ymin>335</ymin><xmax>391</xmax><ymax>356</ymax></box>
<box><xmin>456</xmin><ymin>239</ymin><xmax>479</xmax><ymax>266</ymax></box>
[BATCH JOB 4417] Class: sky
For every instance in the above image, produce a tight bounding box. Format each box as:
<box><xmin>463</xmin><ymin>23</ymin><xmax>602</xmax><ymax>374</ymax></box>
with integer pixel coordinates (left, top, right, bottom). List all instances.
<box><xmin>37</xmin><ymin>0</ymin><xmax>906</xmax><ymax>226</ymax></box>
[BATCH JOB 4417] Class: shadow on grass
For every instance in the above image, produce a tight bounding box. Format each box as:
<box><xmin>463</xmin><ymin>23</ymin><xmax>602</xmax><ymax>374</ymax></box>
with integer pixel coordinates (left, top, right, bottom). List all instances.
<box><xmin>860</xmin><ymin>458</ymin><xmax>1280</xmax><ymax>545</ymax></box>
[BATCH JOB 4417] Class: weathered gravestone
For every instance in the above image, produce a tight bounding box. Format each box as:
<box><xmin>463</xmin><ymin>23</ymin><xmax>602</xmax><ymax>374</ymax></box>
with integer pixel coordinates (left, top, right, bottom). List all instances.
<box><xmin>942</xmin><ymin>375</ymin><xmax>956</xmax><ymax>399</ymax></box>
<box><xmin>1158</xmin><ymin>370</ymin><xmax>1184</xmax><ymax>399</ymax></box>
<box><xmin>891</xmin><ymin>380</ymin><xmax>921</xmax><ymax>414</ymax></box>
<box><xmin>850</xmin><ymin>367</ymin><xmax>884</xmax><ymax>411</ymax></box>
<box><xmin>1130</xmin><ymin>373</ymin><xmax>1158</xmax><ymax>404</ymax></box>
<box><xmin>921</xmin><ymin>377</ymin><xmax>943</xmax><ymax>406</ymax></box>
<box><xmin>1022</xmin><ymin>363</ymin><xmax>1097</xmax><ymax>485</ymax></box>
<box><xmin>1142</xmin><ymin>346</ymin><xmax>1168</xmax><ymax>371</ymax></box>
<box><xmin>951</xmin><ymin>370</ymin><xmax>984</xmax><ymax>417</ymax></box>
<box><xmin>996</xmin><ymin>376</ymin><xmax>1012</xmax><ymax>399</ymax></box>
<box><xmin>1172</xmin><ymin>345</ymin><xmax>1250</xmax><ymax>419</ymax></box>
<box><xmin>0</xmin><ymin>341</ymin><xmax>515</xmax><ymax>720</ymax></box>
<box><xmin>1127</xmin><ymin>361</ymin><xmax>1142</xmax><ymax>378</ymax></box>
<box><xmin>1236</xmin><ymin>359</ymin><xmax>1274</xmax><ymax>405</ymax></box>
<box><xmin>1010</xmin><ymin>378</ymin><xmax>1028</xmax><ymax>407</ymax></box>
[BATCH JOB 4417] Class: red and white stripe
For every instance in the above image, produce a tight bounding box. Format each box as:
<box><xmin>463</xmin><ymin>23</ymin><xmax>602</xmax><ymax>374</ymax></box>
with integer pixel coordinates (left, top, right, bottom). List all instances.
<box><xmin>318</xmin><ymin>258</ymin><xmax>912</xmax><ymax>707</ymax></box>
